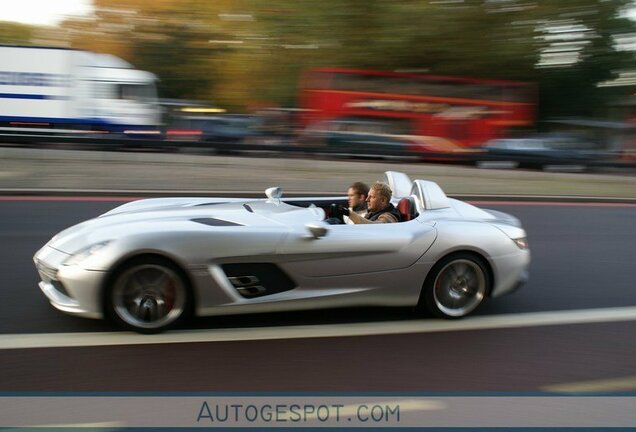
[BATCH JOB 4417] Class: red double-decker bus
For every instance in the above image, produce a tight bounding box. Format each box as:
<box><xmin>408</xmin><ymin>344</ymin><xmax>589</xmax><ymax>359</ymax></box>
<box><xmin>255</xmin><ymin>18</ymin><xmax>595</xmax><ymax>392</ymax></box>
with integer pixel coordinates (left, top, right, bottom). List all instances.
<box><xmin>299</xmin><ymin>68</ymin><xmax>535</xmax><ymax>148</ymax></box>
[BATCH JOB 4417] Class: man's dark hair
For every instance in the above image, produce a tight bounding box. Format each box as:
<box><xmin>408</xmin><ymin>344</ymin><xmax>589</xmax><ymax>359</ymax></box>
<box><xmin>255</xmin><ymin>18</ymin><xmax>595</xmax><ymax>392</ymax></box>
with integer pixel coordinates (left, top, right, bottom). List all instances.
<box><xmin>349</xmin><ymin>181</ymin><xmax>369</xmax><ymax>197</ymax></box>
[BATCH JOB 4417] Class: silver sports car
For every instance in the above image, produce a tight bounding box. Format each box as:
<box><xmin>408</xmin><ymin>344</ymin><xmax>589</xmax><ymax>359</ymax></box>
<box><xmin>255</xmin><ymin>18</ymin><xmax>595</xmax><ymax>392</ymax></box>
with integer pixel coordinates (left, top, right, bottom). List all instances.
<box><xmin>34</xmin><ymin>171</ymin><xmax>530</xmax><ymax>333</ymax></box>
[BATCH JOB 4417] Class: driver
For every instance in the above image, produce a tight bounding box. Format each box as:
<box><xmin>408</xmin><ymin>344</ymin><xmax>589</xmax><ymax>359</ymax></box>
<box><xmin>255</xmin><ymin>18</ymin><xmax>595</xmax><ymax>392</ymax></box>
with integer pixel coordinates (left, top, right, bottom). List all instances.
<box><xmin>344</xmin><ymin>182</ymin><xmax>401</xmax><ymax>224</ymax></box>
<box><xmin>344</xmin><ymin>181</ymin><xmax>369</xmax><ymax>224</ymax></box>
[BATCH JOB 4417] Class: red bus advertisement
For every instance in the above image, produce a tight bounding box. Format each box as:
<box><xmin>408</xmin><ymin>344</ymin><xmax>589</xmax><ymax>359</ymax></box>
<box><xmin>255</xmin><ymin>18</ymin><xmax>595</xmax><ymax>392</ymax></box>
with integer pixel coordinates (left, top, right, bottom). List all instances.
<box><xmin>299</xmin><ymin>68</ymin><xmax>535</xmax><ymax>148</ymax></box>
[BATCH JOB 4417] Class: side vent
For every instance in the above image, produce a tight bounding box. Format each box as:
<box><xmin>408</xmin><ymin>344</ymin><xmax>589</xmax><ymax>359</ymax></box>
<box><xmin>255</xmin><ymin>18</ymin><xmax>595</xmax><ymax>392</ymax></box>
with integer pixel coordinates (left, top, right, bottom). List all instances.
<box><xmin>227</xmin><ymin>275</ymin><xmax>266</xmax><ymax>297</ymax></box>
<box><xmin>191</xmin><ymin>218</ymin><xmax>242</xmax><ymax>227</ymax></box>
<box><xmin>222</xmin><ymin>263</ymin><xmax>296</xmax><ymax>298</ymax></box>
<box><xmin>193</xmin><ymin>202</ymin><xmax>226</xmax><ymax>207</ymax></box>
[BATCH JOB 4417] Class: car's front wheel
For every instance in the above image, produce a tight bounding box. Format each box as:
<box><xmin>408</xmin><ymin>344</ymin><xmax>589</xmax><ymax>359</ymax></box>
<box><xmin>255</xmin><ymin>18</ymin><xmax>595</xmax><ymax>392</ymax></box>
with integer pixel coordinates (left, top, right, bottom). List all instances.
<box><xmin>105</xmin><ymin>257</ymin><xmax>191</xmax><ymax>333</ymax></box>
<box><xmin>419</xmin><ymin>253</ymin><xmax>490</xmax><ymax>319</ymax></box>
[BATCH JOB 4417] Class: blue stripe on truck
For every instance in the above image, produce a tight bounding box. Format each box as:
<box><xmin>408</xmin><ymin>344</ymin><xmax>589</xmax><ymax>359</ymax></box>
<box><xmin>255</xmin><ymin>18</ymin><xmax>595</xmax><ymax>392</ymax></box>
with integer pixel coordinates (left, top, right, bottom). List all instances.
<box><xmin>0</xmin><ymin>116</ymin><xmax>159</xmax><ymax>133</ymax></box>
<box><xmin>0</xmin><ymin>93</ymin><xmax>69</xmax><ymax>100</ymax></box>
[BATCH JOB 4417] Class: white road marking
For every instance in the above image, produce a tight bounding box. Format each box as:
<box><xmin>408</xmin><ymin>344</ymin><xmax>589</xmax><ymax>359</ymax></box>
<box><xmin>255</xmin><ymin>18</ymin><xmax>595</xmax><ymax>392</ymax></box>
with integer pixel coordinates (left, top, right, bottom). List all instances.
<box><xmin>34</xmin><ymin>422</ymin><xmax>123</xmax><ymax>430</ymax></box>
<box><xmin>300</xmin><ymin>399</ymin><xmax>446</xmax><ymax>421</ymax></box>
<box><xmin>541</xmin><ymin>376</ymin><xmax>636</xmax><ymax>393</ymax></box>
<box><xmin>1</xmin><ymin>306</ymin><xmax>636</xmax><ymax>350</ymax></box>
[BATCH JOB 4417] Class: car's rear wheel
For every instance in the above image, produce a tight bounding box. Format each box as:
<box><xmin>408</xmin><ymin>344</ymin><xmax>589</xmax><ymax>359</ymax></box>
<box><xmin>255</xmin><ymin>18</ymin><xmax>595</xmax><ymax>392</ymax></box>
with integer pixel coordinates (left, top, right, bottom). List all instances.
<box><xmin>419</xmin><ymin>253</ymin><xmax>489</xmax><ymax>319</ymax></box>
<box><xmin>106</xmin><ymin>257</ymin><xmax>191</xmax><ymax>333</ymax></box>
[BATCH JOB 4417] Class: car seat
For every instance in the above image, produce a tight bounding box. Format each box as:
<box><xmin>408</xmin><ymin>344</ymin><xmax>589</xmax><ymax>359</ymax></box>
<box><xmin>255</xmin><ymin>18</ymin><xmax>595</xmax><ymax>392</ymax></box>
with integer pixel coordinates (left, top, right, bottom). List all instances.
<box><xmin>397</xmin><ymin>196</ymin><xmax>418</xmax><ymax>221</ymax></box>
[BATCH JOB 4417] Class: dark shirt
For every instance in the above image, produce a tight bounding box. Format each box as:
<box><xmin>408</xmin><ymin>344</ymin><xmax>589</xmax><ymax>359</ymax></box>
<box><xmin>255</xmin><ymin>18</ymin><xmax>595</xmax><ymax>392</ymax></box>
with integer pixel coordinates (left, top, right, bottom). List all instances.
<box><xmin>364</xmin><ymin>203</ymin><xmax>401</xmax><ymax>223</ymax></box>
<box><xmin>352</xmin><ymin>203</ymin><xmax>367</xmax><ymax>213</ymax></box>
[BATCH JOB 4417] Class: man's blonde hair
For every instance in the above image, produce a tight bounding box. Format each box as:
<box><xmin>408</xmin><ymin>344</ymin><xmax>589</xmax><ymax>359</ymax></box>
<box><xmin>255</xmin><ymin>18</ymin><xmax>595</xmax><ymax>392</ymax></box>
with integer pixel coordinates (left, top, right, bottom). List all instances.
<box><xmin>371</xmin><ymin>182</ymin><xmax>392</xmax><ymax>202</ymax></box>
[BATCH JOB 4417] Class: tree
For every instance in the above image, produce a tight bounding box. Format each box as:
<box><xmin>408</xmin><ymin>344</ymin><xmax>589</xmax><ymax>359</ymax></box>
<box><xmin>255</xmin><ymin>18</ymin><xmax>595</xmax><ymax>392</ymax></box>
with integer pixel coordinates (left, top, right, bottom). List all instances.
<box><xmin>533</xmin><ymin>1</ymin><xmax>636</xmax><ymax>119</ymax></box>
<box><xmin>44</xmin><ymin>0</ymin><xmax>635</xmax><ymax>120</ymax></box>
<box><xmin>0</xmin><ymin>21</ymin><xmax>35</xmax><ymax>45</ymax></box>
<box><xmin>54</xmin><ymin>0</ymin><xmax>237</xmax><ymax>103</ymax></box>
<box><xmin>252</xmin><ymin>0</ymin><xmax>636</xmax><ymax>118</ymax></box>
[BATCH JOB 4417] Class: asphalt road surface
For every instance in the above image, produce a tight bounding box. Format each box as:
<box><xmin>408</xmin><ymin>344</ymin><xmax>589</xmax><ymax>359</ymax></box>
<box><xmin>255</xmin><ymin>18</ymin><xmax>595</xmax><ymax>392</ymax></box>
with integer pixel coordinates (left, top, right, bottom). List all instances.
<box><xmin>1</xmin><ymin>199</ymin><xmax>635</xmax><ymax>392</ymax></box>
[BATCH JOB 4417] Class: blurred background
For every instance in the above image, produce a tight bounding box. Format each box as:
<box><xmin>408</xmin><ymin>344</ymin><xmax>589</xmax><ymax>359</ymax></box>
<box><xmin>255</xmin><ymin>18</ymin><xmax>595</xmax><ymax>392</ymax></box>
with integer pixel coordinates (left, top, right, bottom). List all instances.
<box><xmin>1</xmin><ymin>0</ymin><xmax>636</xmax><ymax>168</ymax></box>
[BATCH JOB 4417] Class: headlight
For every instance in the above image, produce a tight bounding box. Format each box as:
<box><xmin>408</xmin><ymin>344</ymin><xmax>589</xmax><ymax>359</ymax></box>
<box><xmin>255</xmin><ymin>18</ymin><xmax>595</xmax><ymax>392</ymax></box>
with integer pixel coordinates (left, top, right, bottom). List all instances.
<box><xmin>62</xmin><ymin>241</ymin><xmax>112</xmax><ymax>266</ymax></box>
<box><xmin>512</xmin><ymin>237</ymin><xmax>528</xmax><ymax>250</ymax></box>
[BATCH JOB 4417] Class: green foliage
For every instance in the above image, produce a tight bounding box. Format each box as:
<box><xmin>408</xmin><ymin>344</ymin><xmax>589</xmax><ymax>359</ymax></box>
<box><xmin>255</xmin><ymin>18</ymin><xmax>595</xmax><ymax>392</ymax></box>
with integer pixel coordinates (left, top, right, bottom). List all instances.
<box><xmin>0</xmin><ymin>21</ymin><xmax>34</xmax><ymax>45</ymax></box>
<box><xmin>534</xmin><ymin>4</ymin><xmax>636</xmax><ymax>119</ymax></box>
<box><xmin>53</xmin><ymin>0</ymin><xmax>636</xmax><ymax>121</ymax></box>
<box><xmin>252</xmin><ymin>0</ymin><xmax>636</xmax><ymax>119</ymax></box>
<box><xmin>128</xmin><ymin>9</ymin><xmax>224</xmax><ymax>100</ymax></box>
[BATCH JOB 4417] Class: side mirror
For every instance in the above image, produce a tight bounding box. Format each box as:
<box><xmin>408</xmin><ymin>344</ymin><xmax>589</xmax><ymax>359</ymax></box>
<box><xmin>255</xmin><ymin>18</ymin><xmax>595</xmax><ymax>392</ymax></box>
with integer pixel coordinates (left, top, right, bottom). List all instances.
<box><xmin>306</xmin><ymin>223</ymin><xmax>328</xmax><ymax>239</ymax></box>
<box><xmin>265</xmin><ymin>187</ymin><xmax>283</xmax><ymax>201</ymax></box>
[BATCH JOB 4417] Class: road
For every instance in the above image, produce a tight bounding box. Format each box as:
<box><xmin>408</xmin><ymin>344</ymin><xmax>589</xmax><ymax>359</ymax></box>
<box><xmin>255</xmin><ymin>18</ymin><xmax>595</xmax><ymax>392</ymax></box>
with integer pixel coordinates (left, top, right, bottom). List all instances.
<box><xmin>1</xmin><ymin>199</ymin><xmax>635</xmax><ymax>392</ymax></box>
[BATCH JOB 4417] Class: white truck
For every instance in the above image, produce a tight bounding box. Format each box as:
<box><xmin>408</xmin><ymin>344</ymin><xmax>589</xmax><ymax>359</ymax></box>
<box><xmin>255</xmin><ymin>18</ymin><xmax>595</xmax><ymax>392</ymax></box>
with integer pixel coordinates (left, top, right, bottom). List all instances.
<box><xmin>0</xmin><ymin>45</ymin><xmax>161</xmax><ymax>134</ymax></box>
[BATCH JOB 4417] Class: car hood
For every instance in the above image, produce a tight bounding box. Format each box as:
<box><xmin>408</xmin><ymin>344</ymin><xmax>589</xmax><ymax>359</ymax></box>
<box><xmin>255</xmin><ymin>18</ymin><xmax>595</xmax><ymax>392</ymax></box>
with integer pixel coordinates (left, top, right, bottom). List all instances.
<box><xmin>48</xmin><ymin>199</ymin><xmax>325</xmax><ymax>254</ymax></box>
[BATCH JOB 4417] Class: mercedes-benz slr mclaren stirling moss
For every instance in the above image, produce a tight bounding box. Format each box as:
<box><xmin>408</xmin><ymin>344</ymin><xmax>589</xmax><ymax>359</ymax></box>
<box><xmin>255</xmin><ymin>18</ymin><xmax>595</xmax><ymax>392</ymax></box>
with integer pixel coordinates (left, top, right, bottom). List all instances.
<box><xmin>34</xmin><ymin>171</ymin><xmax>530</xmax><ymax>333</ymax></box>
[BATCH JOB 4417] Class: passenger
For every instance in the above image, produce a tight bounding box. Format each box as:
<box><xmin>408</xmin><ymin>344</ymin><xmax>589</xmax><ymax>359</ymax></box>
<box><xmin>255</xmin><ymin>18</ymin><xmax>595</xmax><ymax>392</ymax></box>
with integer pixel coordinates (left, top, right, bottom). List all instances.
<box><xmin>344</xmin><ymin>182</ymin><xmax>401</xmax><ymax>224</ymax></box>
<box><xmin>343</xmin><ymin>181</ymin><xmax>369</xmax><ymax>224</ymax></box>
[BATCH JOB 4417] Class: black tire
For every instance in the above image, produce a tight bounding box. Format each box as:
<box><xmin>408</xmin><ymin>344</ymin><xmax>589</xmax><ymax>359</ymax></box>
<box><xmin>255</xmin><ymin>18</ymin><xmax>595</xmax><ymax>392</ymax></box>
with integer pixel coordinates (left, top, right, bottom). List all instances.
<box><xmin>418</xmin><ymin>252</ymin><xmax>490</xmax><ymax>319</ymax></box>
<box><xmin>104</xmin><ymin>256</ymin><xmax>192</xmax><ymax>334</ymax></box>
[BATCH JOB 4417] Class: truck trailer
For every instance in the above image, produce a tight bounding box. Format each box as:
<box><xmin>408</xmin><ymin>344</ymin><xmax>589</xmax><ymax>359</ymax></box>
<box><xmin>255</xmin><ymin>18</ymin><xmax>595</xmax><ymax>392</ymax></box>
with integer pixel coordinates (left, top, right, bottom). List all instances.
<box><xmin>0</xmin><ymin>45</ymin><xmax>160</xmax><ymax>134</ymax></box>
